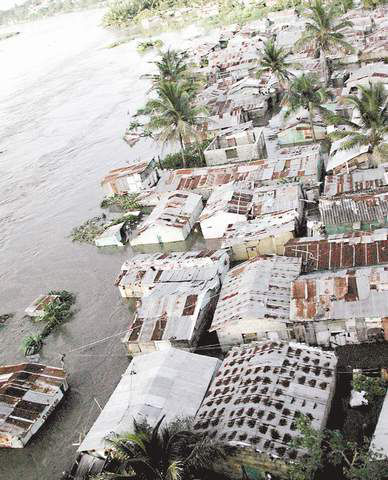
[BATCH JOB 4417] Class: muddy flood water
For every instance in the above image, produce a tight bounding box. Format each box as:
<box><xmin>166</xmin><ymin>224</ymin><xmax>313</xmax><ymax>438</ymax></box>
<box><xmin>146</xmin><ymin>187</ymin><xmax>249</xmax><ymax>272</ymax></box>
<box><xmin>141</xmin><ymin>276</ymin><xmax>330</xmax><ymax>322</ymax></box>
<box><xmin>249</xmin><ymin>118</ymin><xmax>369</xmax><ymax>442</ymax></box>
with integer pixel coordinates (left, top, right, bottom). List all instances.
<box><xmin>0</xmin><ymin>10</ymin><xmax>214</xmax><ymax>479</ymax></box>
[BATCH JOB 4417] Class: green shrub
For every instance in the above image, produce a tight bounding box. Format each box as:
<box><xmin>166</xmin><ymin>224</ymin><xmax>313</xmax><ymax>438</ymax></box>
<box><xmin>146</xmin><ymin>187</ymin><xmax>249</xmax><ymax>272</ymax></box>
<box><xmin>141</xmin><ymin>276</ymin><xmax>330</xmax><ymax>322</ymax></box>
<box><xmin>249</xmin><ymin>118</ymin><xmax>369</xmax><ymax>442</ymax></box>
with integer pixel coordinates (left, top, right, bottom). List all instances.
<box><xmin>21</xmin><ymin>334</ymin><xmax>43</xmax><ymax>356</ymax></box>
<box><xmin>160</xmin><ymin>140</ymin><xmax>211</xmax><ymax>169</ymax></box>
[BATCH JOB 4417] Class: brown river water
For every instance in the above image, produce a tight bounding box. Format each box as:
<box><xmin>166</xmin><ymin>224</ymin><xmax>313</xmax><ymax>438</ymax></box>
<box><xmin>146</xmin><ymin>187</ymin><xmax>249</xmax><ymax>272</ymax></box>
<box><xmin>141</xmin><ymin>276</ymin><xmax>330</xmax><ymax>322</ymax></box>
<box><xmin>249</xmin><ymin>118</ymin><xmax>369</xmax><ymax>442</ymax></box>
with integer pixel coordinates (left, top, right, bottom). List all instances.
<box><xmin>0</xmin><ymin>10</ymin><xmax>213</xmax><ymax>479</ymax></box>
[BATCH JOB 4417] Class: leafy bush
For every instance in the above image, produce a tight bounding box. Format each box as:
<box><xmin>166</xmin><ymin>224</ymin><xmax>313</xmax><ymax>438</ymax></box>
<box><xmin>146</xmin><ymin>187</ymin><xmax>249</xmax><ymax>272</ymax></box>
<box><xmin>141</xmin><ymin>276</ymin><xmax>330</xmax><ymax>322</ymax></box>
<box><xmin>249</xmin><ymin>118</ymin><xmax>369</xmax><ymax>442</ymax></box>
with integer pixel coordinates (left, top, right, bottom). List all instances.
<box><xmin>21</xmin><ymin>334</ymin><xmax>43</xmax><ymax>356</ymax></box>
<box><xmin>100</xmin><ymin>193</ymin><xmax>141</xmax><ymax>211</ymax></box>
<box><xmin>160</xmin><ymin>139</ymin><xmax>211</xmax><ymax>170</ymax></box>
<box><xmin>352</xmin><ymin>374</ymin><xmax>387</xmax><ymax>403</ymax></box>
<box><xmin>103</xmin><ymin>0</ymin><xmax>161</xmax><ymax>27</ymax></box>
<box><xmin>137</xmin><ymin>39</ymin><xmax>163</xmax><ymax>52</ymax></box>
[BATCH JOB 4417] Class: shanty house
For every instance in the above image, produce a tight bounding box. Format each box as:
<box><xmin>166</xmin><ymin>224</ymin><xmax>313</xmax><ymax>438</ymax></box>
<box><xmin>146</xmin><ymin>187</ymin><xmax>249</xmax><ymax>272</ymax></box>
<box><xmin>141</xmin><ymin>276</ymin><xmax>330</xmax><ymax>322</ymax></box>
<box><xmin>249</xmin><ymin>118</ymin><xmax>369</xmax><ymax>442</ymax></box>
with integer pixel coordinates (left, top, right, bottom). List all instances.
<box><xmin>319</xmin><ymin>192</ymin><xmax>388</xmax><ymax>235</ymax></box>
<box><xmin>323</xmin><ymin>165</ymin><xmax>388</xmax><ymax>197</ymax></box>
<box><xmin>207</xmin><ymin>101</ymin><xmax>250</xmax><ymax>134</ymax></box>
<box><xmin>78</xmin><ymin>348</ymin><xmax>219</xmax><ymax>457</ymax></box>
<box><xmin>101</xmin><ymin>159</ymin><xmax>159</xmax><ymax>197</ymax></box>
<box><xmin>194</xmin><ymin>341</ymin><xmax>337</xmax><ymax>479</ymax></box>
<box><xmin>326</xmin><ymin>140</ymin><xmax>370</xmax><ymax>175</ymax></box>
<box><xmin>277</xmin><ymin>121</ymin><xmax>327</xmax><ymax>146</ymax></box>
<box><xmin>284</xmin><ymin>229</ymin><xmax>388</xmax><ymax>273</ymax></box>
<box><xmin>221</xmin><ymin>210</ymin><xmax>300</xmax><ymax>261</ymax></box>
<box><xmin>94</xmin><ymin>222</ymin><xmax>126</xmax><ymax>247</ymax></box>
<box><xmin>25</xmin><ymin>294</ymin><xmax>59</xmax><ymax>318</ymax></box>
<box><xmin>210</xmin><ymin>256</ymin><xmax>302</xmax><ymax>351</ymax></box>
<box><xmin>204</xmin><ymin>127</ymin><xmax>265</xmax><ymax>166</ymax></box>
<box><xmin>200</xmin><ymin>183</ymin><xmax>303</xmax><ymax>240</ymax></box>
<box><xmin>124</xmin><ymin>279</ymin><xmax>219</xmax><ymax>354</ymax></box>
<box><xmin>115</xmin><ymin>249</ymin><xmax>229</xmax><ymax>298</ymax></box>
<box><xmin>130</xmin><ymin>192</ymin><xmax>203</xmax><ymax>246</ymax></box>
<box><xmin>290</xmin><ymin>265</ymin><xmax>388</xmax><ymax>346</ymax></box>
<box><xmin>0</xmin><ymin>363</ymin><xmax>68</xmax><ymax>448</ymax></box>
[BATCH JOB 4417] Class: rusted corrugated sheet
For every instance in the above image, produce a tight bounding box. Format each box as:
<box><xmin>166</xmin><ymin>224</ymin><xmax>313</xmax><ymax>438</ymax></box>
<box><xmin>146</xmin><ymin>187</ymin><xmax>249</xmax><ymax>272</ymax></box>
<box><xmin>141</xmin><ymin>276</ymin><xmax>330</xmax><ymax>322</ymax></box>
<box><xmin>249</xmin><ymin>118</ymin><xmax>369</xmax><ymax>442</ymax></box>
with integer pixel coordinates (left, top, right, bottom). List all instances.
<box><xmin>284</xmin><ymin>231</ymin><xmax>388</xmax><ymax>272</ymax></box>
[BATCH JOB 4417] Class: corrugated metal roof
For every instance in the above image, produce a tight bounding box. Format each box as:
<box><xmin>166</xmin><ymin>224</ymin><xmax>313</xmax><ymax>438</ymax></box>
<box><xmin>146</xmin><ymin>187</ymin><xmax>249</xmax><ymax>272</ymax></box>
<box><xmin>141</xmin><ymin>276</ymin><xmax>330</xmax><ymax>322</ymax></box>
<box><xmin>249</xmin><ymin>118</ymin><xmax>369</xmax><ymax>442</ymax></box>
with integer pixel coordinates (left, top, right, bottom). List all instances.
<box><xmin>101</xmin><ymin>160</ymin><xmax>152</xmax><ymax>185</ymax></box>
<box><xmin>0</xmin><ymin>363</ymin><xmax>67</xmax><ymax>448</ymax></box>
<box><xmin>194</xmin><ymin>341</ymin><xmax>336</xmax><ymax>461</ymax></box>
<box><xmin>324</xmin><ymin>165</ymin><xmax>388</xmax><ymax>197</ymax></box>
<box><xmin>284</xmin><ymin>230</ymin><xmax>388</xmax><ymax>272</ymax></box>
<box><xmin>319</xmin><ymin>192</ymin><xmax>388</xmax><ymax>226</ymax></box>
<box><xmin>211</xmin><ymin>256</ymin><xmax>302</xmax><ymax>330</ymax></box>
<box><xmin>117</xmin><ymin>250</ymin><xmax>229</xmax><ymax>294</ymax></box>
<box><xmin>290</xmin><ymin>265</ymin><xmax>388</xmax><ymax>322</ymax></box>
<box><xmin>78</xmin><ymin>348</ymin><xmax>219</xmax><ymax>454</ymax></box>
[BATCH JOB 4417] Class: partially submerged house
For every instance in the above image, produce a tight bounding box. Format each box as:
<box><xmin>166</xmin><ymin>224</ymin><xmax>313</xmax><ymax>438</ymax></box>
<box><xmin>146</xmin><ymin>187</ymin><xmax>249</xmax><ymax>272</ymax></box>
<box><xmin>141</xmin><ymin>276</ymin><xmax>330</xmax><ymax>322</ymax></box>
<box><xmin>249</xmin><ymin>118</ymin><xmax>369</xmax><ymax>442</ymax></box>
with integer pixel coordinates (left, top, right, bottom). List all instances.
<box><xmin>116</xmin><ymin>249</ymin><xmax>229</xmax><ymax>298</ymax></box>
<box><xmin>194</xmin><ymin>341</ymin><xmax>337</xmax><ymax>479</ymax></box>
<box><xmin>94</xmin><ymin>222</ymin><xmax>126</xmax><ymax>247</ymax></box>
<box><xmin>124</xmin><ymin>279</ymin><xmax>219</xmax><ymax>354</ymax></box>
<box><xmin>78</xmin><ymin>348</ymin><xmax>219</xmax><ymax>457</ymax></box>
<box><xmin>200</xmin><ymin>183</ymin><xmax>303</xmax><ymax>240</ymax></box>
<box><xmin>319</xmin><ymin>192</ymin><xmax>388</xmax><ymax>235</ymax></box>
<box><xmin>284</xmin><ymin>229</ymin><xmax>388</xmax><ymax>272</ymax></box>
<box><xmin>210</xmin><ymin>256</ymin><xmax>302</xmax><ymax>350</ymax></box>
<box><xmin>221</xmin><ymin>210</ymin><xmax>301</xmax><ymax>261</ymax></box>
<box><xmin>323</xmin><ymin>165</ymin><xmax>388</xmax><ymax>197</ymax></box>
<box><xmin>101</xmin><ymin>159</ymin><xmax>159</xmax><ymax>197</ymax></box>
<box><xmin>290</xmin><ymin>265</ymin><xmax>388</xmax><ymax>346</ymax></box>
<box><xmin>130</xmin><ymin>192</ymin><xmax>203</xmax><ymax>246</ymax></box>
<box><xmin>0</xmin><ymin>363</ymin><xmax>68</xmax><ymax>448</ymax></box>
<box><xmin>204</xmin><ymin>127</ymin><xmax>265</xmax><ymax>167</ymax></box>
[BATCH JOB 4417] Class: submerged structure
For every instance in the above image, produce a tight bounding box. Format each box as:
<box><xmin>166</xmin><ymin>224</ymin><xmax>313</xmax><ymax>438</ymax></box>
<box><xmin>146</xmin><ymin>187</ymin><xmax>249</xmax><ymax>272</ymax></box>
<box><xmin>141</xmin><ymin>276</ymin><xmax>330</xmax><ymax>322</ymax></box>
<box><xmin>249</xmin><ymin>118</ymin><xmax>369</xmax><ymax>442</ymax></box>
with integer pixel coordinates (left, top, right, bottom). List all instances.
<box><xmin>0</xmin><ymin>363</ymin><xmax>68</xmax><ymax>448</ymax></box>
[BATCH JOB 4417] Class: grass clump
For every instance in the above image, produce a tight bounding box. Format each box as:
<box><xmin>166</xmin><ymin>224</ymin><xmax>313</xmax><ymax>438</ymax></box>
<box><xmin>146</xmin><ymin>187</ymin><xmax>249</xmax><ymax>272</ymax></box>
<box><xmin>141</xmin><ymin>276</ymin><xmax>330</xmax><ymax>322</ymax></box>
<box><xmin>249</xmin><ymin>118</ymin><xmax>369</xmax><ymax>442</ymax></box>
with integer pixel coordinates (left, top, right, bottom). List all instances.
<box><xmin>70</xmin><ymin>216</ymin><xmax>107</xmax><ymax>243</ymax></box>
<box><xmin>137</xmin><ymin>39</ymin><xmax>163</xmax><ymax>53</ymax></box>
<box><xmin>100</xmin><ymin>193</ymin><xmax>141</xmax><ymax>211</ymax></box>
<box><xmin>21</xmin><ymin>291</ymin><xmax>76</xmax><ymax>356</ymax></box>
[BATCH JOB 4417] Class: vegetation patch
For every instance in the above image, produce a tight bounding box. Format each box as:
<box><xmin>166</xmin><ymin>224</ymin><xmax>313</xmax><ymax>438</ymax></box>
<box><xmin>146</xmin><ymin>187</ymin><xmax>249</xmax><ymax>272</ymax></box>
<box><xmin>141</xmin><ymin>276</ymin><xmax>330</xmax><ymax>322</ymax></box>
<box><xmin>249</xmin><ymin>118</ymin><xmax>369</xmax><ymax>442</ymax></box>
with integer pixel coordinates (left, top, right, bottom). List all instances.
<box><xmin>137</xmin><ymin>39</ymin><xmax>163</xmax><ymax>53</ymax></box>
<box><xmin>160</xmin><ymin>140</ymin><xmax>211</xmax><ymax>170</ymax></box>
<box><xmin>0</xmin><ymin>313</ymin><xmax>14</xmax><ymax>330</ymax></box>
<box><xmin>100</xmin><ymin>193</ymin><xmax>141</xmax><ymax>211</ymax></box>
<box><xmin>21</xmin><ymin>290</ymin><xmax>76</xmax><ymax>356</ymax></box>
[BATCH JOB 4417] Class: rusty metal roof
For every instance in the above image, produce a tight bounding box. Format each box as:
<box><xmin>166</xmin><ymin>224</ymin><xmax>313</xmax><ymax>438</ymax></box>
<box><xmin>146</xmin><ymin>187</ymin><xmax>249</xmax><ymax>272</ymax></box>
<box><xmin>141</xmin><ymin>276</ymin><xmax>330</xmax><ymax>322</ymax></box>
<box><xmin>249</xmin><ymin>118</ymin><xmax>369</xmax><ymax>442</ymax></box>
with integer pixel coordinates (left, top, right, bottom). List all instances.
<box><xmin>323</xmin><ymin>166</ymin><xmax>388</xmax><ymax>197</ymax></box>
<box><xmin>290</xmin><ymin>265</ymin><xmax>388</xmax><ymax>322</ymax></box>
<box><xmin>319</xmin><ymin>192</ymin><xmax>388</xmax><ymax>226</ymax></box>
<box><xmin>101</xmin><ymin>160</ymin><xmax>153</xmax><ymax>185</ymax></box>
<box><xmin>0</xmin><ymin>363</ymin><xmax>67</xmax><ymax>448</ymax></box>
<box><xmin>284</xmin><ymin>230</ymin><xmax>388</xmax><ymax>272</ymax></box>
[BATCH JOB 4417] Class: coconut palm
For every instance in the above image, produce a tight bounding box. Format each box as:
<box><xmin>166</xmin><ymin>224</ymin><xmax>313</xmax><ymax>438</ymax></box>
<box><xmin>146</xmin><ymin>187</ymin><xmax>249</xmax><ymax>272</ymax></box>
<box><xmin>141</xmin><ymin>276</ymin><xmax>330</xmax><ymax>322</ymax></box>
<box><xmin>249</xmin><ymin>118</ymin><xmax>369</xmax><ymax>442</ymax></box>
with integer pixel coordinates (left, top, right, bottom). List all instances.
<box><xmin>326</xmin><ymin>82</ymin><xmax>388</xmax><ymax>165</ymax></box>
<box><xmin>283</xmin><ymin>73</ymin><xmax>331</xmax><ymax>142</ymax></box>
<box><xmin>257</xmin><ymin>39</ymin><xmax>293</xmax><ymax>89</ymax></box>
<box><xmin>94</xmin><ymin>417</ymin><xmax>227</xmax><ymax>480</ymax></box>
<box><xmin>296</xmin><ymin>0</ymin><xmax>354</xmax><ymax>83</ymax></box>
<box><xmin>144</xmin><ymin>81</ymin><xmax>206</xmax><ymax>167</ymax></box>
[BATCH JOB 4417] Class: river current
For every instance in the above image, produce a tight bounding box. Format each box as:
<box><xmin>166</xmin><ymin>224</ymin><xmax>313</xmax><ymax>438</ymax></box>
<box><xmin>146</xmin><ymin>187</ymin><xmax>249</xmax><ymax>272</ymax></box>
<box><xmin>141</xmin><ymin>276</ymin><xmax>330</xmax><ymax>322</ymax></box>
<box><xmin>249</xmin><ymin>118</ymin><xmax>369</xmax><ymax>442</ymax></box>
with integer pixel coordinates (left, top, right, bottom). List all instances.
<box><xmin>0</xmin><ymin>9</ymin><xmax>212</xmax><ymax>479</ymax></box>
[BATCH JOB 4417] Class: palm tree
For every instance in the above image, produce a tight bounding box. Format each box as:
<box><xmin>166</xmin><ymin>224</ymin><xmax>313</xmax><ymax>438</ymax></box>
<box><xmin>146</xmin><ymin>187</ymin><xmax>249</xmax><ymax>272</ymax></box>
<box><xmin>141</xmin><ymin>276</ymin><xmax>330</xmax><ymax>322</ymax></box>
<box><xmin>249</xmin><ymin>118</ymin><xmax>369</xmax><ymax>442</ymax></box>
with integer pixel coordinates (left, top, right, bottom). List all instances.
<box><xmin>334</xmin><ymin>0</ymin><xmax>354</xmax><ymax>14</ymax></box>
<box><xmin>296</xmin><ymin>0</ymin><xmax>354</xmax><ymax>83</ymax></box>
<box><xmin>94</xmin><ymin>417</ymin><xmax>227</xmax><ymax>480</ymax></box>
<box><xmin>144</xmin><ymin>81</ymin><xmax>206</xmax><ymax>167</ymax></box>
<box><xmin>326</xmin><ymin>82</ymin><xmax>388</xmax><ymax>165</ymax></box>
<box><xmin>283</xmin><ymin>73</ymin><xmax>331</xmax><ymax>142</ymax></box>
<box><xmin>257</xmin><ymin>39</ymin><xmax>293</xmax><ymax>89</ymax></box>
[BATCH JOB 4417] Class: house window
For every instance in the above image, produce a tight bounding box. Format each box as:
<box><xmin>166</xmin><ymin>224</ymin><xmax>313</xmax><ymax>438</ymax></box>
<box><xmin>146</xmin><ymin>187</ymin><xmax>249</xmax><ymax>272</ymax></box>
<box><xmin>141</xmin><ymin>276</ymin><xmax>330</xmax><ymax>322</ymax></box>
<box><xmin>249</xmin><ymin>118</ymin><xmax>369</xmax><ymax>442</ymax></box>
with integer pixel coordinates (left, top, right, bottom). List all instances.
<box><xmin>226</xmin><ymin>148</ymin><xmax>238</xmax><ymax>159</ymax></box>
<box><xmin>242</xmin><ymin>332</ymin><xmax>258</xmax><ymax>344</ymax></box>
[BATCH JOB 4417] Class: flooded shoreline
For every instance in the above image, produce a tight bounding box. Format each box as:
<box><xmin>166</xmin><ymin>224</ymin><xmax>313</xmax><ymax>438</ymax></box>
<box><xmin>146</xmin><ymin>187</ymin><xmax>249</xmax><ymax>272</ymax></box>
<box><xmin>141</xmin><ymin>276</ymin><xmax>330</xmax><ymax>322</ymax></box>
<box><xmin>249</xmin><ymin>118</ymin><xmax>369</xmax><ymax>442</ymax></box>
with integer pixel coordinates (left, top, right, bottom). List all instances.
<box><xmin>0</xmin><ymin>9</ymin><xmax>216</xmax><ymax>479</ymax></box>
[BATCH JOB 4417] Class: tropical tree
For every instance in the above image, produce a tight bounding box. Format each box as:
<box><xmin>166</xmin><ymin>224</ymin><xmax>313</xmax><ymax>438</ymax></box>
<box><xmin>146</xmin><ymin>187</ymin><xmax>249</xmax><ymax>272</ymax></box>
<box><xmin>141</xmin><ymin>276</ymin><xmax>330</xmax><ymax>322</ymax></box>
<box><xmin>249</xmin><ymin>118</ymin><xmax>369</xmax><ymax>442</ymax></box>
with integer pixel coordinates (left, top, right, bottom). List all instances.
<box><xmin>334</xmin><ymin>0</ymin><xmax>354</xmax><ymax>14</ymax></box>
<box><xmin>143</xmin><ymin>81</ymin><xmax>207</xmax><ymax>167</ymax></box>
<box><xmin>257</xmin><ymin>39</ymin><xmax>294</xmax><ymax>89</ymax></box>
<box><xmin>289</xmin><ymin>416</ymin><xmax>388</xmax><ymax>480</ymax></box>
<box><xmin>283</xmin><ymin>73</ymin><xmax>331</xmax><ymax>142</ymax></box>
<box><xmin>326</xmin><ymin>82</ymin><xmax>388</xmax><ymax>165</ymax></box>
<box><xmin>94</xmin><ymin>417</ymin><xmax>228</xmax><ymax>480</ymax></box>
<box><xmin>296</xmin><ymin>0</ymin><xmax>354</xmax><ymax>83</ymax></box>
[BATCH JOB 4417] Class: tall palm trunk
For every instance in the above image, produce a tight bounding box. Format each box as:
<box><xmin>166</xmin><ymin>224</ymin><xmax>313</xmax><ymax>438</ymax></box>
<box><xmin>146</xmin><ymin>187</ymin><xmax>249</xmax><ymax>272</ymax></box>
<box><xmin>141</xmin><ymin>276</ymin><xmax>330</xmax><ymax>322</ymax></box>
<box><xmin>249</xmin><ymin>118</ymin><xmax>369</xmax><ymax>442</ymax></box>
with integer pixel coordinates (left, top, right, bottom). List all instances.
<box><xmin>179</xmin><ymin>132</ymin><xmax>187</xmax><ymax>168</ymax></box>
<box><xmin>308</xmin><ymin>102</ymin><xmax>317</xmax><ymax>143</ymax></box>
<box><xmin>320</xmin><ymin>49</ymin><xmax>329</xmax><ymax>85</ymax></box>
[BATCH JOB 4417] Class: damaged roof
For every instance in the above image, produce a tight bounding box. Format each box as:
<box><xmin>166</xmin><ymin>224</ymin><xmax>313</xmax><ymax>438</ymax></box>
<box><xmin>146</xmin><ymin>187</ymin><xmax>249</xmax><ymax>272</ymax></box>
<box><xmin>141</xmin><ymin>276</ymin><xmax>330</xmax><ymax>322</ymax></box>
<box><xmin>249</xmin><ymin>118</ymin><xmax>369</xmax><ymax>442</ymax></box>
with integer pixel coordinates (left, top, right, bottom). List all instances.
<box><xmin>0</xmin><ymin>363</ymin><xmax>68</xmax><ymax>448</ymax></box>
<box><xmin>290</xmin><ymin>265</ymin><xmax>388</xmax><ymax>321</ymax></box>
<box><xmin>211</xmin><ymin>255</ymin><xmax>302</xmax><ymax>331</ymax></box>
<box><xmin>324</xmin><ymin>165</ymin><xmax>388</xmax><ymax>197</ymax></box>
<box><xmin>284</xmin><ymin>230</ymin><xmax>388</xmax><ymax>272</ymax></box>
<box><xmin>101</xmin><ymin>160</ymin><xmax>153</xmax><ymax>185</ymax></box>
